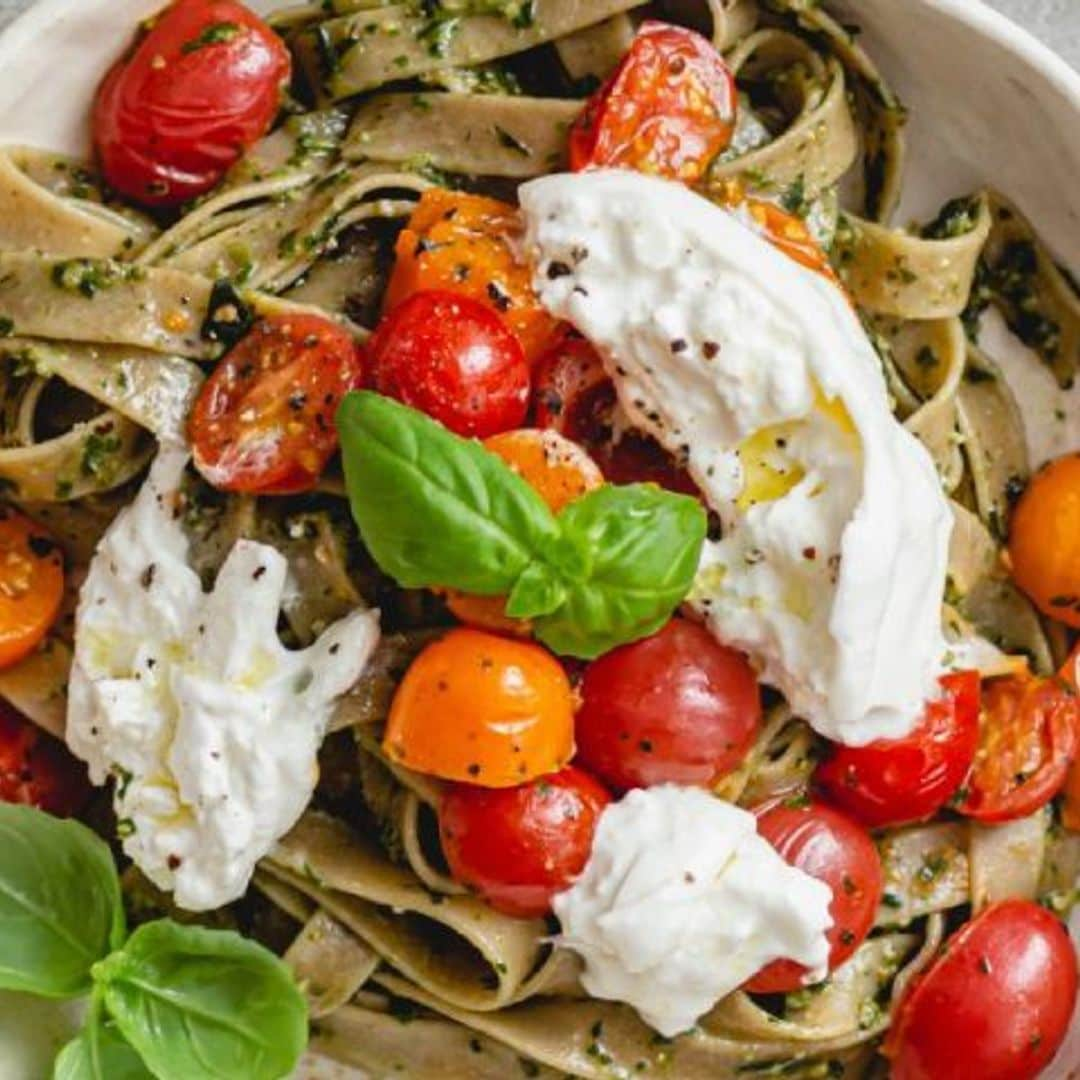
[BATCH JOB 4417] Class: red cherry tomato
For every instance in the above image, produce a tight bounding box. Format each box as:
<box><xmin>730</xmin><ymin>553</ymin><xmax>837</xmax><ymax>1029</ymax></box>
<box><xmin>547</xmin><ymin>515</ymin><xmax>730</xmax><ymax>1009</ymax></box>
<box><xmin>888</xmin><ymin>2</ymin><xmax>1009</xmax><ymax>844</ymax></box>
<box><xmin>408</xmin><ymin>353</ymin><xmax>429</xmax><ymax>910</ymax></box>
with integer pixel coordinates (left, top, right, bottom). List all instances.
<box><xmin>93</xmin><ymin>0</ymin><xmax>291</xmax><ymax>206</ymax></box>
<box><xmin>190</xmin><ymin>313</ymin><xmax>363</xmax><ymax>494</ymax></box>
<box><xmin>370</xmin><ymin>291</ymin><xmax>530</xmax><ymax>439</ymax></box>
<box><xmin>439</xmin><ymin>766</ymin><xmax>611</xmax><ymax>918</ymax></box>
<box><xmin>886</xmin><ymin>900</ymin><xmax>1078</xmax><ymax>1080</ymax></box>
<box><xmin>814</xmin><ymin>671</ymin><xmax>980</xmax><ymax>828</ymax></box>
<box><xmin>532</xmin><ymin>334</ymin><xmax>697</xmax><ymax>495</ymax></box>
<box><xmin>0</xmin><ymin>701</ymin><xmax>90</xmax><ymax>817</ymax></box>
<box><xmin>744</xmin><ymin>800</ymin><xmax>883</xmax><ymax>994</ymax></box>
<box><xmin>569</xmin><ymin>21</ymin><xmax>736</xmax><ymax>183</ymax></box>
<box><xmin>957</xmin><ymin>673</ymin><xmax>1078</xmax><ymax>823</ymax></box>
<box><xmin>574</xmin><ymin>619</ymin><xmax>761</xmax><ymax>792</ymax></box>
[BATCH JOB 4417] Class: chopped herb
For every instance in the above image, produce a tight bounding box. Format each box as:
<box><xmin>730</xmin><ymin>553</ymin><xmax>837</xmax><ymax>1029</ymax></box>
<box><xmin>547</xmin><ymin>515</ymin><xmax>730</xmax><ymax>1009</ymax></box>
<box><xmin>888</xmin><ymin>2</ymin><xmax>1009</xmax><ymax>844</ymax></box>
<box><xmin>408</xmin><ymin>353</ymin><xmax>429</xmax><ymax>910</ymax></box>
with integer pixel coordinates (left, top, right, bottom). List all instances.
<box><xmin>494</xmin><ymin>125</ymin><xmax>530</xmax><ymax>156</ymax></box>
<box><xmin>51</xmin><ymin>258</ymin><xmax>144</xmax><ymax>299</ymax></box>
<box><xmin>180</xmin><ymin>21</ymin><xmax>243</xmax><ymax>54</ymax></box>
<box><xmin>201</xmin><ymin>279</ymin><xmax>254</xmax><ymax>348</ymax></box>
<box><xmin>915</xmin><ymin>345</ymin><xmax>938</xmax><ymax>369</ymax></box>
<box><xmin>0</xmin><ymin>317</ymin><xmax>13</xmax><ymax>337</ymax></box>
<box><xmin>881</xmin><ymin>891</ymin><xmax>903</xmax><ymax>909</ymax></box>
<box><xmin>780</xmin><ymin>174</ymin><xmax>811</xmax><ymax>218</ymax></box>
<box><xmin>81</xmin><ymin>430</ymin><xmax>122</xmax><ymax>482</ymax></box>
<box><xmin>922</xmin><ymin>195</ymin><xmax>981</xmax><ymax>239</ymax></box>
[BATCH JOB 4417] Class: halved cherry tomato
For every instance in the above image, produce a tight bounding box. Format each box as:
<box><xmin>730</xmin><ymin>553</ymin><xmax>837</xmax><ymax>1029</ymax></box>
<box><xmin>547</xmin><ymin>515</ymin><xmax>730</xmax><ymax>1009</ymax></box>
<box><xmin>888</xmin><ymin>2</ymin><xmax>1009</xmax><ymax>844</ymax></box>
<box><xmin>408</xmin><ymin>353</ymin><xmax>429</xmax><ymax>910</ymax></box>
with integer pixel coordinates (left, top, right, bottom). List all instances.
<box><xmin>384</xmin><ymin>628</ymin><xmax>574</xmax><ymax>787</ymax></box>
<box><xmin>885</xmin><ymin>900</ymin><xmax>1078</xmax><ymax>1080</ymax></box>
<box><xmin>569</xmin><ymin>21</ymin><xmax>736</xmax><ymax>183</ymax></box>
<box><xmin>574</xmin><ymin>618</ymin><xmax>761</xmax><ymax>791</ymax></box>
<box><xmin>0</xmin><ymin>510</ymin><xmax>64</xmax><ymax>671</ymax></box>
<box><xmin>0</xmin><ymin>700</ymin><xmax>89</xmax><ymax>817</ymax></box>
<box><xmin>444</xmin><ymin>429</ymin><xmax>604</xmax><ymax>635</ymax></box>
<box><xmin>815</xmin><ymin>671</ymin><xmax>980</xmax><ymax>828</ymax></box>
<box><xmin>744</xmin><ymin>799</ymin><xmax>883</xmax><ymax>994</ymax></box>
<box><xmin>1060</xmin><ymin>641</ymin><xmax>1080</xmax><ymax>831</ymax></box>
<box><xmin>190</xmin><ymin>313</ymin><xmax>363</xmax><ymax>494</ymax></box>
<box><xmin>440</xmin><ymin>766</ymin><xmax>611</xmax><ymax>918</ymax></box>
<box><xmin>533</xmin><ymin>334</ymin><xmax>697</xmax><ymax>495</ymax></box>
<box><xmin>1009</xmin><ymin>453</ymin><xmax>1080</xmax><ymax>629</ymax></box>
<box><xmin>384</xmin><ymin>189</ymin><xmax>562</xmax><ymax>363</ymax></box>
<box><xmin>369</xmin><ymin>290</ymin><xmax>530</xmax><ymax>439</ymax></box>
<box><xmin>957</xmin><ymin>673</ymin><xmax>1078</xmax><ymax>823</ymax></box>
<box><xmin>93</xmin><ymin>0</ymin><xmax>291</xmax><ymax>206</ymax></box>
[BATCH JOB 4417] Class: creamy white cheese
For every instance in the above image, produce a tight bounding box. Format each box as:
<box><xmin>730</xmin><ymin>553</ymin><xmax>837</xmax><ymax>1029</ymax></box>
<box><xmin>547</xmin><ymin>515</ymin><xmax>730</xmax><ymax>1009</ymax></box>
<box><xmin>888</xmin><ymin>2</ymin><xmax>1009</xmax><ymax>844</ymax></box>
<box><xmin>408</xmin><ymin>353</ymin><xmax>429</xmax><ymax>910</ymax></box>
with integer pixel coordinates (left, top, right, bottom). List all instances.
<box><xmin>67</xmin><ymin>448</ymin><xmax>380</xmax><ymax>911</ymax></box>
<box><xmin>553</xmin><ymin>786</ymin><xmax>833</xmax><ymax>1037</ymax></box>
<box><xmin>521</xmin><ymin>170</ymin><xmax>952</xmax><ymax>746</ymax></box>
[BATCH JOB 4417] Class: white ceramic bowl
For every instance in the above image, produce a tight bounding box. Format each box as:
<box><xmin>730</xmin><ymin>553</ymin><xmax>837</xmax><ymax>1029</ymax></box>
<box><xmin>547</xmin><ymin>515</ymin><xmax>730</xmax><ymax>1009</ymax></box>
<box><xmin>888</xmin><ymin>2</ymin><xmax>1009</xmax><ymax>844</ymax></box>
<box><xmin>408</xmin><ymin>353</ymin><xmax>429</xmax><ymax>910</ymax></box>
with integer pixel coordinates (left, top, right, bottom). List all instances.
<box><xmin>0</xmin><ymin>0</ymin><xmax>1076</xmax><ymax>1076</ymax></box>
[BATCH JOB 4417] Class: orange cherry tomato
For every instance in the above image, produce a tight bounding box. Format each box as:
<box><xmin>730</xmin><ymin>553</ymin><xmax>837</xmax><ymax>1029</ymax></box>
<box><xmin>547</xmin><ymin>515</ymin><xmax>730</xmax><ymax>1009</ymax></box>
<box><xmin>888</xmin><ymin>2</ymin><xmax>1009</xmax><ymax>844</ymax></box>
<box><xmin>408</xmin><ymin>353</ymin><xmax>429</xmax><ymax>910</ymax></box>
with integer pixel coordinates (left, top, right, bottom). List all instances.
<box><xmin>444</xmin><ymin>429</ymin><xmax>603</xmax><ymax>635</ymax></box>
<box><xmin>384</xmin><ymin>189</ymin><xmax>562</xmax><ymax>363</ymax></box>
<box><xmin>0</xmin><ymin>509</ymin><xmax>64</xmax><ymax>670</ymax></box>
<box><xmin>957</xmin><ymin>672</ymin><xmax>1078</xmax><ymax>823</ymax></box>
<box><xmin>569</xmin><ymin>21</ymin><xmax>736</xmax><ymax>183</ymax></box>
<box><xmin>383</xmin><ymin>628</ymin><xmax>575</xmax><ymax>787</ymax></box>
<box><xmin>1008</xmin><ymin>453</ymin><xmax>1080</xmax><ymax>628</ymax></box>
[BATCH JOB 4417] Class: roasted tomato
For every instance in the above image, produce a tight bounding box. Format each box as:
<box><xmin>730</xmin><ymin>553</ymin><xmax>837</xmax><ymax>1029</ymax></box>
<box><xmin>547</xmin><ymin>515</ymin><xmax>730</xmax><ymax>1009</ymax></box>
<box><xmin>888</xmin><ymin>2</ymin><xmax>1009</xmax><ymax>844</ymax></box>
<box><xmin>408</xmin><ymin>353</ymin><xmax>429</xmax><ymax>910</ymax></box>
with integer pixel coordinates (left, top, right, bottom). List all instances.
<box><xmin>569</xmin><ymin>21</ymin><xmax>736</xmax><ymax>183</ymax></box>
<box><xmin>384</xmin><ymin>189</ymin><xmax>562</xmax><ymax>363</ymax></box>
<box><xmin>93</xmin><ymin>0</ymin><xmax>291</xmax><ymax>205</ymax></box>
<box><xmin>744</xmin><ymin>799</ymin><xmax>883</xmax><ymax>994</ymax></box>
<box><xmin>0</xmin><ymin>509</ymin><xmax>64</xmax><ymax>670</ymax></box>
<box><xmin>957</xmin><ymin>673</ymin><xmax>1078</xmax><ymax>823</ymax></box>
<box><xmin>440</xmin><ymin>766</ymin><xmax>611</xmax><ymax>918</ymax></box>
<box><xmin>574</xmin><ymin>619</ymin><xmax>761</xmax><ymax>791</ymax></box>
<box><xmin>1009</xmin><ymin>453</ymin><xmax>1080</xmax><ymax>628</ymax></box>
<box><xmin>368</xmin><ymin>291</ymin><xmax>530</xmax><ymax>439</ymax></box>
<box><xmin>190</xmin><ymin>313</ymin><xmax>363</xmax><ymax>494</ymax></box>
<box><xmin>886</xmin><ymin>900</ymin><xmax>1078</xmax><ymax>1080</ymax></box>
<box><xmin>815</xmin><ymin>671</ymin><xmax>981</xmax><ymax>828</ymax></box>
<box><xmin>384</xmin><ymin>628</ymin><xmax>575</xmax><ymax>787</ymax></box>
<box><xmin>0</xmin><ymin>701</ymin><xmax>90</xmax><ymax>817</ymax></box>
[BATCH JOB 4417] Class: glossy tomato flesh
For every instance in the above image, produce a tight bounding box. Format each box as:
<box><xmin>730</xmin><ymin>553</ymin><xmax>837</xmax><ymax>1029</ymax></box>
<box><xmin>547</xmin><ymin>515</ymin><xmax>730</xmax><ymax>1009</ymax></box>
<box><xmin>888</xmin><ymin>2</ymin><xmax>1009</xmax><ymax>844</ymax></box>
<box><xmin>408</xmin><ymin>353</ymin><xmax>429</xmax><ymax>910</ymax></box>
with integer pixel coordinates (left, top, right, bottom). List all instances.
<box><xmin>744</xmin><ymin>799</ymin><xmax>883</xmax><ymax>994</ymax></box>
<box><xmin>370</xmin><ymin>290</ymin><xmax>530</xmax><ymax>439</ymax></box>
<box><xmin>815</xmin><ymin>671</ymin><xmax>980</xmax><ymax>828</ymax></box>
<box><xmin>574</xmin><ymin>618</ymin><xmax>762</xmax><ymax>791</ymax></box>
<box><xmin>190</xmin><ymin>313</ymin><xmax>363</xmax><ymax>494</ymax></box>
<box><xmin>886</xmin><ymin>900</ymin><xmax>1078</xmax><ymax>1080</ymax></box>
<box><xmin>440</xmin><ymin>766</ymin><xmax>611</xmax><ymax>918</ymax></box>
<box><xmin>93</xmin><ymin>0</ymin><xmax>291</xmax><ymax>206</ymax></box>
<box><xmin>0</xmin><ymin>701</ymin><xmax>90</xmax><ymax>817</ymax></box>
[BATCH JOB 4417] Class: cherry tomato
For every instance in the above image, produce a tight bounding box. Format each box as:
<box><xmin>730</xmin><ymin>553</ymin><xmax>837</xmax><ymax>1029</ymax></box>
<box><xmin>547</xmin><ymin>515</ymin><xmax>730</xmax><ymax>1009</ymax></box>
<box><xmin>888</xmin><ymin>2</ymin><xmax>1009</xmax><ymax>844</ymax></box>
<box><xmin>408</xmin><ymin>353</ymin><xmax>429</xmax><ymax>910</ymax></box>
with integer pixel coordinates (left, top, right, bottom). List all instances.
<box><xmin>384</xmin><ymin>189</ymin><xmax>562</xmax><ymax>363</ymax></box>
<box><xmin>532</xmin><ymin>334</ymin><xmax>697</xmax><ymax>495</ymax></box>
<box><xmin>574</xmin><ymin>618</ymin><xmax>761</xmax><ymax>791</ymax></box>
<box><xmin>440</xmin><ymin>766</ymin><xmax>611</xmax><ymax>918</ymax></box>
<box><xmin>957</xmin><ymin>673</ymin><xmax>1078</xmax><ymax>823</ymax></box>
<box><xmin>0</xmin><ymin>510</ymin><xmax>64</xmax><ymax>671</ymax></box>
<box><xmin>1009</xmin><ymin>453</ymin><xmax>1080</xmax><ymax>629</ymax></box>
<box><xmin>369</xmin><ymin>291</ymin><xmax>530</xmax><ymax>439</ymax></box>
<box><xmin>1061</xmin><ymin>642</ymin><xmax>1080</xmax><ymax>831</ymax></box>
<box><xmin>190</xmin><ymin>314</ymin><xmax>363</xmax><ymax>494</ymax></box>
<box><xmin>569</xmin><ymin>21</ymin><xmax>736</xmax><ymax>183</ymax></box>
<box><xmin>93</xmin><ymin>0</ymin><xmax>291</xmax><ymax>206</ymax></box>
<box><xmin>886</xmin><ymin>900</ymin><xmax>1078</xmax><ymax>1080</ymax></box>
<box><xmin>444</xmin><ymin>429</ymin><xmax>604</xmax><ymax>635</ymax></box>
<box><xmin>384</xmin><ymin>628</ymin><xmax>574</xmax><ymax>787</ymax></box>
<box><xmin>815</xmin><ymin>671</ymin><xmax>980</xmax><ymax>828</ymax></box>
<box><xmin>744</xmin><ymin>799</ymin><xmax>883</xmax><ymax>994</ymax></box>
<box><xmin>0</xmin><ymin>701</ymin><xmax>89</xmax><ymax>817</ymax></box>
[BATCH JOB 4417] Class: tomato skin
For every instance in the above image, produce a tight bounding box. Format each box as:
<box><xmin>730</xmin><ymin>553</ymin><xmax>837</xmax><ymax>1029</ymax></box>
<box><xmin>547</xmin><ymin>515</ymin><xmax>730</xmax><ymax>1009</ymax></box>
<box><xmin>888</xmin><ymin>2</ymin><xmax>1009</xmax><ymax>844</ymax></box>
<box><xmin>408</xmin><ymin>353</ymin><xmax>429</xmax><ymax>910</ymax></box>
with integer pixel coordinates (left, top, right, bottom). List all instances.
<box><xmin>190</xmin><ymin>314</ymin><xmax>363</xmax><ymax>494</ymax></box>
<box><xmin>744</xmin><ymin>800</ymin><xmax>883</xmax><ymax>994</ymax></box>
<box><xmin>886</xmin><ymin>900</ymin><xmax>1078</xmax><ymax>1080</ymax></box>
<box><xmin>440</xmin><ymin>766</ymin><xmax>611</xmax><ymax>918</ymax></box>
<box><xmin>569</xmin><ymin>21</ymin><xmax>736</xmax><ymax>183</ymax></box>
<box><xmin>384</xmin><ymin>628</ymin><xmax>575</xmax><ymax>787</ymax></box>
<box><xmin>0</xmin><ymin>701</ymin><xmax>90</xmax><ymax>817</ymax></box>
<box><xmin>0</xmin><ymin>510</ymin><xmax>64</xmax><ymax>671</ymax></box>
<box><xmin>370</xmin><ymin>291</ymin><xmax>530</xmax><ymax>439</ymax></box>
<box><xmin>815</xmin><ymin>671</ymin><xmax>981</xmax><ymax>829</ymax></box>
<box><xmin>957</xmin><ymin>673</ymin><xmax>1078</xmax><ymax>823</ymax></box>
<box><xmin>574</xmin><ymin>619</ymin><xmax>762</xmax><ymax>792</ymax></box>
<box><xmin>93</xmin><ymin>0</ymin><xmax>291</xmax><ymax>206</ymax></box>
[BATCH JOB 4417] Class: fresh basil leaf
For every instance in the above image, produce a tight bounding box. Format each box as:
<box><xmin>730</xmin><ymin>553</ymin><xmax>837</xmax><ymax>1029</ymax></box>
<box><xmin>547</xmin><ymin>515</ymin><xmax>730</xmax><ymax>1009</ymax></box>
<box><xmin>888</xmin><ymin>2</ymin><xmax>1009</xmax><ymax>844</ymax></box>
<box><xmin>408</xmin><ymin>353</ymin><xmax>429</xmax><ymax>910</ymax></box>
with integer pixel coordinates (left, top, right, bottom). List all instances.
<box><xmin>0</xmin><ymin>804</ymin><xmax>125</xmax><ymax>998</ymax></box>
<box><xmin>505</xmin><ymin>561</ymin><xmax>568</xmax><ymax>620</ymax></box>
<box><xmin>337</xmin><ymin>391</ymin><xmax>562</xmax><ymax>594</ymax></box>
<box><xmin>534</xmin><ymin>485</ymin><xmax>707</xmax><ymax>658</ymax></box>
<box><xmin>95</xmin><ymin>920</ymin><xmax>308</xmax><ymax>1080</ymax></box>
<box><xmin>53</xmin><ymin>1019</ymin><xmax>153</xmax><ymax>1080</ymax></box>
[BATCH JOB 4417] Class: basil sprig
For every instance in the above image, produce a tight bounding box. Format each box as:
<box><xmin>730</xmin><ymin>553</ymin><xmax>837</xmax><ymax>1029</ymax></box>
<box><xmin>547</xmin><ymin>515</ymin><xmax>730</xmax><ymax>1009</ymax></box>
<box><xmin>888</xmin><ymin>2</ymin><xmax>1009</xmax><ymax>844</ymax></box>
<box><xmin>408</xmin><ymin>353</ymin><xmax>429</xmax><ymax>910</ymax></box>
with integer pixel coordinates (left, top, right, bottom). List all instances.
<box><xmin>337</xmin><ymin>392</ymin><xmax>707</xmax><ymax>658</ymax></box>
<box><xmin>0</xmin><ymin>804</ymin><xmax>307</xmax><ymax>1080</ymax></box>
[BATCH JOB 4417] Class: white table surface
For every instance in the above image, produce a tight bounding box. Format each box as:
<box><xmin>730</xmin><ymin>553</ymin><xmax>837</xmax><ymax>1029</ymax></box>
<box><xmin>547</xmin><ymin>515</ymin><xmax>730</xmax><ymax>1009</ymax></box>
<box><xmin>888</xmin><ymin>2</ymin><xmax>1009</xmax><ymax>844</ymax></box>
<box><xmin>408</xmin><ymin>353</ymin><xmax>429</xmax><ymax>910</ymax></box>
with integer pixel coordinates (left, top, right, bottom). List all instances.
<box><xmin>0</xmin><ymin>0</ymin><xmax>1077</xmax><ymax>68</ymax></box>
